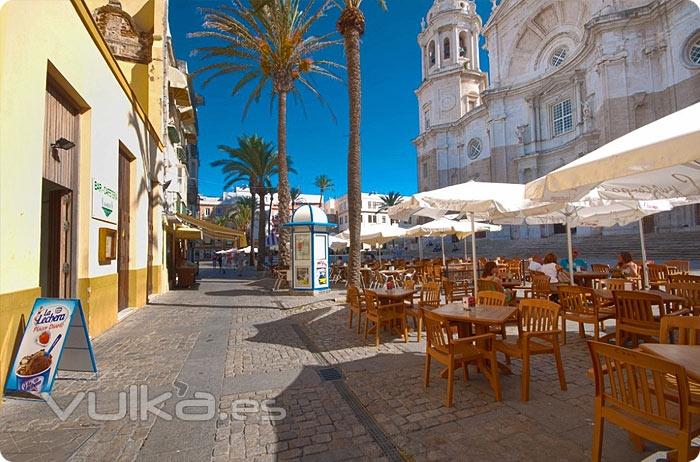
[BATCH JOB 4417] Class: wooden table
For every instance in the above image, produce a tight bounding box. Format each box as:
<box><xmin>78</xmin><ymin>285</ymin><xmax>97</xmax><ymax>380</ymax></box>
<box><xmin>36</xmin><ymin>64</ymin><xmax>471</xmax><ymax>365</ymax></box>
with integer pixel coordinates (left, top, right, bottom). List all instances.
<box><xmin>370</xmin><ymin>288</ymin><xmax>417</xmax><ymax>302</ymax></box>
<box><xmin>640</xmin><ymin>344</ymin><xmax>700</xmax><ymax>382</ymax></box>
<box><xmin>594</xmin><ymin>289</ymin><xmax>687</xmax><ymax>314</ymax></box>
<box><xmin>573</xmin><ymin>271</ymin><xmax>610</xmax><ymax>287</ymax></box>
<box><xmin>501</xmin><ymin>280</ymin><xmax>524</xmax><ymax>289</ymax></box>
<box><xmin>432</xmin><ymin>303</ymin><xmax>518</xmax><ymax>375</ymax></box>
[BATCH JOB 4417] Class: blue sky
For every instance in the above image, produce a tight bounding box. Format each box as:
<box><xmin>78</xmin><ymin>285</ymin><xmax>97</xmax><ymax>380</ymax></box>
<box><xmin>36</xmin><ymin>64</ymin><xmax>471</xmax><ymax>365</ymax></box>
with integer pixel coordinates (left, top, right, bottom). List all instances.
<box><xmin>169</xmin><ymin>0</ymin><xmax>492</xmax><ymax>198</ymax></box>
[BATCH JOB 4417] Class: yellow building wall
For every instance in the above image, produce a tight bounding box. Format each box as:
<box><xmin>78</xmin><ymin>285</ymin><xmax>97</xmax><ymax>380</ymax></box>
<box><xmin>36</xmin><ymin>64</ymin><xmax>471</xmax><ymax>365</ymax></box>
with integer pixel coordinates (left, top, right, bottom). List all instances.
<box><xmin>0</xmin><ymin>0</ymin><xmax>166</xmax><ymax>399</ymax></box>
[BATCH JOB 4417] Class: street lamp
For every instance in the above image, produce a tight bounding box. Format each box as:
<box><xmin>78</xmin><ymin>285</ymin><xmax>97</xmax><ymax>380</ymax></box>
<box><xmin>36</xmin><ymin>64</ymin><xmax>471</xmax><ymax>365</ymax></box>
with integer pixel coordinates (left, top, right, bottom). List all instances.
<box><xmin>50</xmin><ymin>137</ymin><xmax>75</xmax><ymax>161</ymax></box>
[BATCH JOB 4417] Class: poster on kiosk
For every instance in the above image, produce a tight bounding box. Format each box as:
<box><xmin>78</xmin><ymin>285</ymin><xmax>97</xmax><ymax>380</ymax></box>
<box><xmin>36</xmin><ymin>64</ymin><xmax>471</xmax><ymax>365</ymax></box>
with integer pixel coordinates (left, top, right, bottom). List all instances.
<box><xmin>4</xmin><ymin>298</ymin><xmax>97</xmax><ymax>398</ymax></box>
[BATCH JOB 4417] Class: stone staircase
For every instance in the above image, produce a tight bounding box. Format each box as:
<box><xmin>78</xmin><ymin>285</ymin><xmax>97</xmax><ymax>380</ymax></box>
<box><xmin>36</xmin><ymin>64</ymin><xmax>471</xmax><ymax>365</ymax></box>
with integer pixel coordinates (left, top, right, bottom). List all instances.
<box><xmin>418</xmin><ymin>230</ymin><xmax>700</xmax><ymax>264</ymax></box>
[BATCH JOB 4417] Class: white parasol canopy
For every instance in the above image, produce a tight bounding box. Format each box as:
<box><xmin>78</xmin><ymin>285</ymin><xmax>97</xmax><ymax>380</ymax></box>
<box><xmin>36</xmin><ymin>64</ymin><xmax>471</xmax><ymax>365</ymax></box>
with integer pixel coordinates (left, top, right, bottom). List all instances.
<box><xmin>329</xmin><ymin>234</ymin><xmax>350</xmax><ymax>251</ymax></box>
<box><xmin>525</xmin><ymin>103</ymin><xmax>700</xmax><ymax>202</ymax></box>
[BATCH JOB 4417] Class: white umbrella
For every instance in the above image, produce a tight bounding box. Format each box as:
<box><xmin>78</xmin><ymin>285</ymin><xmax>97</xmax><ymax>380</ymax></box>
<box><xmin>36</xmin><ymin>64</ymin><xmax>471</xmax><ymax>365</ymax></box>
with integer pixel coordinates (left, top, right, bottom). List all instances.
<box><xmin>329</xmin><ymin>234</ymin><xmax>349</xmax><ymax>251</ymax></box>
<box><xmin>405</xmin><ymin>218</ymin><xmax>502</xmax><ymax>265</ymax></box>
<box><xmin>389</xmin><ymin>181</ymin><xmax>552</xmax><ymax>301</ymax></box>
<box><xmin>525</xmin><ymin>103</ymin><xmax>700</xmax><ymax>203</ymax></box>
<box><xmin>525</xmin><ymin>103</ymin><xmax>700</xmax><ymax>285</ymax></box>
<box><xmin>494</xmin><ymin>192</ymin><xmax>675</xmax><ymax>285</ymax></box>
<box><xmin>336</xmin><ymin>224</ymin><xmax>407</xmax><ymax>263</ymax></box>
<box><xmin>237</xmin><ymin>246</ymin><xmax>258</xmax><ymax>255</ymax></box>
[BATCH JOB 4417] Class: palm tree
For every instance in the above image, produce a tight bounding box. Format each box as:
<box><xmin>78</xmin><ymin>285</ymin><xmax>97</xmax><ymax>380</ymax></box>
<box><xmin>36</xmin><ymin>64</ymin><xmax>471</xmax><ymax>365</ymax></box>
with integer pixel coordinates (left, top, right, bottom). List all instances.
<box><xmin>336</xmin><ymin>0</ymin><xmax>388</xmax><ymax>286</ymax></box>
<box><xmin>314</xmin><ymin>174</ymin><xmax>333</xmax><ymax>207</ymax></box>
<box><xmin>290</xmin><ymin>186</ymin><xmax>302</xmax><ymax>210</ymax></box>
<box><xmin>377</xmin><ymin>191</ymin><xmax>402</xmax><ymax>225</ymax></box>
<box><xmin>230</xmin><ymin>196</ymin><xmax>256</xmax><ymax>266</ymax></box>
<box><xmin>213</xmin><ymin>215</ymin><xmax>230</xmax><ymax>227</ymax></box>
<box><xmin>191</xmin><ymin>0</ymin><xmax>342</xmax><ymax>267</ymax></box>
<box><xmin>211</xmin><ymin>135</ymin><xmax>280</xmax><ymax>270</ymax></box>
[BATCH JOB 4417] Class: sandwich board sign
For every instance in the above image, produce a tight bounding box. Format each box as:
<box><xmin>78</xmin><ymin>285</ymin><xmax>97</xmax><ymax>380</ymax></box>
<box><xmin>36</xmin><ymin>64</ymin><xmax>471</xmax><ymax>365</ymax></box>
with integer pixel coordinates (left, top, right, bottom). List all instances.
<box><xmin>4</xmin><ymin>298</ymin><xmax>97</xmax><ymax>398</ymax></box>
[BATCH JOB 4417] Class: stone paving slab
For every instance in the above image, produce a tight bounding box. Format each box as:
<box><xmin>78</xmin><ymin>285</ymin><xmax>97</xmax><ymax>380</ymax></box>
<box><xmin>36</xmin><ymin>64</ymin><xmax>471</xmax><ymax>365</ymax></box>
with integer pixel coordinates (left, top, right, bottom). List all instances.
<box><xmin>0</xmin><ymin>264</ymin><xmax>692</xmax><ymax>461</ymax></box>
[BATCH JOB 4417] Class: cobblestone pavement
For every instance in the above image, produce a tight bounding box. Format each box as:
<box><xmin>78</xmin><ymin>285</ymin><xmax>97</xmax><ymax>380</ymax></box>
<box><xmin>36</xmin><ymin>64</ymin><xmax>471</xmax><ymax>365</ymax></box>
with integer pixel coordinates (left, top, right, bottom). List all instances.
<box><xmin>0</xmin><ymin>266</ymin><xmax>680</xmax><ymax>461</ymax></box>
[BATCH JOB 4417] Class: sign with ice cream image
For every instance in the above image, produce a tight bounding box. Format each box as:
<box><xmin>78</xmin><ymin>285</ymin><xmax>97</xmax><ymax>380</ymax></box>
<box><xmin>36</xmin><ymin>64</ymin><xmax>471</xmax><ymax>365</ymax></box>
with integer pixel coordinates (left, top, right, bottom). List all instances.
<box><xmin>4</xmin><ymin>298</ymin><xmax>97</xmax><ymax>398</ymax></box>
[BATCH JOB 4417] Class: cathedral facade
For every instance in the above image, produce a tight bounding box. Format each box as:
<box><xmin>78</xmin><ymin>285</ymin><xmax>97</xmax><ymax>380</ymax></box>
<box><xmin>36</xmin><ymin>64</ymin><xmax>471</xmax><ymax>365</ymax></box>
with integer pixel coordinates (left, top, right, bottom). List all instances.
<box><xmin>414</xmin><ymin>0</ymin><xmax>700</xmax><ymax>238</ymax></box>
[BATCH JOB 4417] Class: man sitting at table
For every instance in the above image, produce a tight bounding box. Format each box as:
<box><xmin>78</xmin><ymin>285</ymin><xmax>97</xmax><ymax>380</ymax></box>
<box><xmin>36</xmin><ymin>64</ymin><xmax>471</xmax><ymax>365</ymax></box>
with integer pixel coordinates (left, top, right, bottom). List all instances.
<box><xmin>560</xmin><ymin>249</ymin><xmax>588</xmax><ymax>272</ymax></box>
<box><xmin>528</xmin><ymin>255</ymin><xmax>543</xmax><ymax>272</ymax></box>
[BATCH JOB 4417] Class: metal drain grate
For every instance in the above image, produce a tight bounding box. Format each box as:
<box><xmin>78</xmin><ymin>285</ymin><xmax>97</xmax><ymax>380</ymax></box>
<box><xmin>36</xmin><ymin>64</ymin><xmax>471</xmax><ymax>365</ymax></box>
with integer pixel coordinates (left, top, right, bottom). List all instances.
<box><xmin>291</xmin><ymin>324</ymin><xmax>405</xmax><ymax>462</ymax></box>
<box><xmin>317</xmin><ymin>367</ymin><xmax>343</xmax><ymax>381</ymax></box>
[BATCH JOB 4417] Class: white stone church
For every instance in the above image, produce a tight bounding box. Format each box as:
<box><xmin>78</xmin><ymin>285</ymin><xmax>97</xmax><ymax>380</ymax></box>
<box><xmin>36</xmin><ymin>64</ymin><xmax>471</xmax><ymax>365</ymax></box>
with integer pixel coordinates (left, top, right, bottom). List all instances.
<box><xmin>414</xmin><ymin>0</ymin><xmax>700</xmax><ymax>239</ymax></box>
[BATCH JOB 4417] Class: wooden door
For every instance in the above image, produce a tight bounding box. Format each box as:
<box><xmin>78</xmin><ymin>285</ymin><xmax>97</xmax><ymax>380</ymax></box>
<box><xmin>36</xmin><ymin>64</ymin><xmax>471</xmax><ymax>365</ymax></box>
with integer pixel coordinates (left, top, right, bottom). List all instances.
<box><xmin>46</xmin><ymin>189</ymin><xmax>73</xmax><ymax>298</ymax></box>
<box><xmin>118</xmin><ymin>153</ymin><xmax>131</xmax><ymax>310</ymax></box>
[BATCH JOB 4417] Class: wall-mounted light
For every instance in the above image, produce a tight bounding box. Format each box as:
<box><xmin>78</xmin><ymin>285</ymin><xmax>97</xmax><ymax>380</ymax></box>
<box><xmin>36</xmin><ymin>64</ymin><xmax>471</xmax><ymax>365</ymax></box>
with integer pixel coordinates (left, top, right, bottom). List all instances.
<box><xmin>50</xmin><ymin>137</ymin><xmax>75</xmax><ymax>161</ymax></box>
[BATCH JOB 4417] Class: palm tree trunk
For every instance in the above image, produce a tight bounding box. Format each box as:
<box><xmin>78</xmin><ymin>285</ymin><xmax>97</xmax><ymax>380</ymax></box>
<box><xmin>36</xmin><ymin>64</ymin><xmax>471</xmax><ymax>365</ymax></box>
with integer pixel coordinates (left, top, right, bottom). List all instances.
<box><xmin>344</xmin><ymin>25</ymin><xmax>363</xmax><ymax>288</ymax></box>
<box><xmin>267</xmin><ymin>191</ymin><xmax>274</xmax><ymax>257</ymax></box>
<box><xmin>257</xmin><ymin>189</ymin><xmax>267</xmax><ymax>271</ymax></box>
<box><xmin>277</xmin><ymin>91</ymin><xmax>291</xmax><ymax>267</ymax></box>
<box><xmin>249</xmin><ymin>193</ymin><xmax>256</xmax><ymax>267</ymax></box>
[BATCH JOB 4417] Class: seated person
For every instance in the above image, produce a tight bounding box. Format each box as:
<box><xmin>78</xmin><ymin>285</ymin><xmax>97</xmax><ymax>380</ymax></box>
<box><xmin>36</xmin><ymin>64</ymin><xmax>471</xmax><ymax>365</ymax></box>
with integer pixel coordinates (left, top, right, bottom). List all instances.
<box><xmin>481</xmin><ymin>261</ymin><xmax>513</xmax><ymax>303</ymax></box>
<box><xmin>616</xmin><ymin>251</ymin><xmax>639</xmax><ymax>278</ymax></box>
<box><xmin>541</xmin><ymin>253</ymin><xmax>561</xmax><ymax>283</ymax></box>
<box><xmin>528</xmin><ymin>255</ymin><xmax>543</xmax><ymax>272</ymax></box>
<box><xmin>560</xmin><ymin>249</ymin><xmax>588</xmax><ymax>271</ymax></box>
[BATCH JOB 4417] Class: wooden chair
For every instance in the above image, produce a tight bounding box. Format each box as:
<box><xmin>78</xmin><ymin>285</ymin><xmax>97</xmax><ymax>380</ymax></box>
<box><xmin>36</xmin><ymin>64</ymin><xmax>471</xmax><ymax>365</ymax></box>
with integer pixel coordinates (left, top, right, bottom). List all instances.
<box><xmin>646</xmin><ymin>264</ymin><xmax>669</xmax><ymax>290</ymax></box>
<box><xmin>422</xmin><ymin>309</ymin><xmax>501</xmax><ymax>407</ymax></box>
<box><xmin>495</xmin><ymin>299</ymin><xmax>567</xmax><ymax>401</ymax></box>
<box><xmin>599</xmin><ymin>278</ymin><xmax>628</xmax><ymax>291</ymax></box>
<box><xmin>443</xmin><ymin>279</ymin><xmax>469</xmax><ymax>303</ymax></box>
<box><xmin>477</xmin><ymin>291</ymin><xmax>510</xmax><ymax>338</ymax></box>
<box><xmin>405</xmin><ymin>282</ymin><xmax>441</xmax><ymax>342</ymax></box>
<box><xmin>661</xmin><ymin>316</ymin><xmax>700</xmax><ymax>416</ymax></box>
<box><xmin>665</xmin><ymin>259</ymin><xmax>690</xmax><ymax>275</ymax></box>
<box><xmin>477</xmin><ymin>290</ymin><xmax>506</xmax><ymax>306</ymax></box>
<box><xmin>667</xmin><ymin>281</ymin><xmax>700</xmax><ymax>316</ymax></box>
<box><xmin>613</xmin><ymin>291</ymin><xmax>665</xmax><ymax>347</ymax></box>
<box><xmin>346</xmin><ymin>285</ymin><xmax>366</xmax><ymax>334</ymax></box>
<box><xmin>591</xmin><ymin>263</ymin><xmax>611</xmax><ymax>273</ymax></box>
<box><xmin>557</xmin><ymin>285</ymin><xmax>615</xmax><ymax>344</ymax></box>
<box><xmin>477</xmin><ymin>278</ymin><xmax>504</xmax><ymax>293</ymax></box>
<box><xmin>587</xmin><ymin>341</ymin><xmax>700</xmax><ymax>462</ymax></box>
<box><xmin>529</xmin><ymin>274</ymin><xmax>552</xmax><ymax>300</ymax></box>
<box><xmin>364</xmin><ymin>290</ymin><xmax>407</xmax><ymax>347</ymax></box>
<box><xmin>668</xmin><ymin>274</ymin><xmax>700</xmax><ymax>284</ymax></box>
<box><xmin>272</xmin><ymin>267</ymin><xmax>290</xmax><ymax>291</ymax></box>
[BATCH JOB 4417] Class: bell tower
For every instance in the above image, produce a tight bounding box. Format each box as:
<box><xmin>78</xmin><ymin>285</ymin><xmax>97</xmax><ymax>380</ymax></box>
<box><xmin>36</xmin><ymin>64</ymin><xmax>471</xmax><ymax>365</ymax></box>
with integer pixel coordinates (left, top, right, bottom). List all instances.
<box><xmin>416</xmin><ymin>0</ymin><xmax>487</xmax><ymax>133</ymax></box>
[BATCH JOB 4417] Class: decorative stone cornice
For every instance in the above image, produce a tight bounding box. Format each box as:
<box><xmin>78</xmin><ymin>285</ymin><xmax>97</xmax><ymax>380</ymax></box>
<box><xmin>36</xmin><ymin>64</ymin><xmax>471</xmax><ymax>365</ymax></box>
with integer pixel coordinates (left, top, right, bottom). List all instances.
<box><xmin>93</xmin><ymin>0</ymin><xmax>152</xmax><ymax>64</ymax></box>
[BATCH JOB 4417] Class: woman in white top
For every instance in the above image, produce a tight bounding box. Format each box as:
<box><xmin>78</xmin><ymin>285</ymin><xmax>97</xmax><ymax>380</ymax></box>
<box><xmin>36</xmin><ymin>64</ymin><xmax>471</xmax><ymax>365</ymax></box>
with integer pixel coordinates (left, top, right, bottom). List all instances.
<box><xmin>541</xmin><ymin>252</ymin><xmax>560</xmax><ymax>282</ymax></box>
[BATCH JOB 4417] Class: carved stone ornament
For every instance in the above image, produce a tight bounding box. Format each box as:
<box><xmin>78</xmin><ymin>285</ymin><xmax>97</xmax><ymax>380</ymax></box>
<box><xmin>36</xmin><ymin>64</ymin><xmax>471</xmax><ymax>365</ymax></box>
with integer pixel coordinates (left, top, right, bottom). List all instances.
<box><xmin>93</xmin><ymin>0</ymin><xmax>152</xmax><ymax>64</ymax></box>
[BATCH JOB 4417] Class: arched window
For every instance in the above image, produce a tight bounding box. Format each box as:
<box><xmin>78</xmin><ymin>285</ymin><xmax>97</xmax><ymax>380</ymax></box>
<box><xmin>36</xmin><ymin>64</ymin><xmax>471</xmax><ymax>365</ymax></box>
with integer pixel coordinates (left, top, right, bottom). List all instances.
<box><xmin>459</xmin><ymin>32</ymin><xmax>468</xmax><ymax>58</ymax></box>
<box><xmin>467</xmin><ymin>138</ymin><xmax>482</xmax><ymax>160</ymax></box>
<box><xmin>429</xmin><ymin>41</ymin><xmax>436</xmax><ymax>67</ymax></box>
<box><xmin>443</xmin><ymin>37</ymin><xmax>451</xmax><ymax>60</ymax></box>
<box><xmin>550</xmin><ymin>47</ymin><xmax>568</xmax><ymax>67</ymax></box>
<box><xmin>689</xmin><ymin>37</ymin><xmax>700</xmax><ymax>65</ymax></box>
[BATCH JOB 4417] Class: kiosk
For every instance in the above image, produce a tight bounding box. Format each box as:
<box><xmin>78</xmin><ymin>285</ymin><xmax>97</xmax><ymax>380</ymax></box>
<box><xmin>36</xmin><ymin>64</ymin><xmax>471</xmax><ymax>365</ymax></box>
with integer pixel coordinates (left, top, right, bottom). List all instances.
<box><xmin>284</xmin><ymin>205</ymin><xmax>336</xmax><ymax>295</ymax></box>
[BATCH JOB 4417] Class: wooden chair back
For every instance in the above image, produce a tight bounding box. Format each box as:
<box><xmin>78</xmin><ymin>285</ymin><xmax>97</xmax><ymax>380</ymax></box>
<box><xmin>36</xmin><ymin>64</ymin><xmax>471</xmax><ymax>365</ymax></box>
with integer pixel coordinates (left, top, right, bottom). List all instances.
<box><xmin>664</xmin><ymin>259</ymin><xmax>690</xmax><ymax>275</ymax></box>
<box><xmin>599</xmin><ymin>278</ymin><xmax>628</xmax><ymax>291</ymax></box>
<box><xmin>660</xmin><ymin>316</ymin><xmax>700</xmax><ymax>345</ymax></box>
<box><xmin>591</xmin><ymin>263</ymin><xmax>610</xmax><ymax>273</ymax></box>
<box><xmin>360</xmin><ymin>269</ymin><xmax>372</xmax><ymax>289</ymax></box>
<box><xmin>613</xmin><ymin>290</ymin><xmax>663</xmax><ymax>344</ymax></box>
<box><xmin>507</xmin><ymin>259</ymin><xmax>523</xmax><ymax>280</ymax></box>
<box><xmin>477</xmin><ymin>278</ymin><xmax>504</xmax><ymax>293</ymax></box>
<box><xmin>477</xmin><ymin>291</ymin><xmax>506</xmax><ymax>306</ymax></box>
<box><xmin>422</xmin><ymin>308</ymin><xmax>451</xmax><ymax>355</ymax></box>
<box><xmin>667</xmin><ymin>281</ymin><xmax>700</xmax><ymax>313</ymax></box>
<box><xmin>432</xmin><ymin>264</ymin><xmax>443</xmax><ymax>282</ymax></box>
<box><xmin>518</xmin><ymin>298</ymin><xmax>560</xmax><ymax>334</ymax></box>
<box><xmin>647</xmin><ymin>264</ymin><xmax>668</xmax><ymax>283</ymax></box>
<box><xmin>531</xmin><ymin>274</ymin><xmax>551</xmax><ymax>299</ymax></box>
<box><xmin>668</xmin><ymin>274</ymin><xmax>700</xmax><ymax>284</ymax></box>
<box><xmin>587</xmin><ymin>341</ymin><xmax>690</xmax><ymax>435</ymax></box>
<box><xmin>420</xmin><ymin>282</ymin><xmax>442</xmax><ymax>308</ymax></box>
<box><xmin>495</xmin><ymin>265</ymin><xmax>510</xmax><ymax>279</ymax></box>
<box><xmin>558</xmin><ymin>285</ymin><xmax>594</xmax><ymax>316</ymax></box>
<box><xmin>347</xmin><ymin>285</ymin><xmax>361</xmax><ymax>308</ymax></box>
<box><xmin>364</xmin><ymin>290</ymin><xmax>381</xmax><ymax>317</ymax></box>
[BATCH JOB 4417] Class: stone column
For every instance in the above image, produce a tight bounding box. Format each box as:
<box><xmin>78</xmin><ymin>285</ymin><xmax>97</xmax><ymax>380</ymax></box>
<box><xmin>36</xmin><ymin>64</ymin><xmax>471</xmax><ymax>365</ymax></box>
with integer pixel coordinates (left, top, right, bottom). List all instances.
<box><xmin>474</xmin><ymin>31</ymin><xmax>480</xmax><ymax>71</ymax></box>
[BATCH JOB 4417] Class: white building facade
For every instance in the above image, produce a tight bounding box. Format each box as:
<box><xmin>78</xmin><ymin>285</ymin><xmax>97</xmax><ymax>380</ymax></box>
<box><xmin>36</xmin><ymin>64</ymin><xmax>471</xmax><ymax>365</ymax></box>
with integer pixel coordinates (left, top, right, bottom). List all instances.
<box><xmin>415</xmin><ymin>0</ymin><xmax>700</xmax><ymax>238</ymax></box>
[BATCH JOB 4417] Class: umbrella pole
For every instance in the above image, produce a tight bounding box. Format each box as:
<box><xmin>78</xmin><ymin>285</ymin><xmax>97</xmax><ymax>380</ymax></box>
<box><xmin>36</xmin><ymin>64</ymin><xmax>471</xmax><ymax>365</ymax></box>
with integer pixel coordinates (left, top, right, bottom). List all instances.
<box><xmin>418</xmin><ymin>236</ymin><xmax>423</xmax><ymax>260</ymax></box>
<box><xmin>378</xmin><ymin>245</ymin><xmax>382</xmax><ymax>264</ymax></box>
<box><xmin>464</xmin><ymin>236</ymin><xmax>468</xmax><ymax>260</ymax></box>
<box><xmin>470</xmin><ymin>212</ymin><xmax>478</xmax><ymax>302</ymax></box>
<box><xmin>566</xmin><ymin>219</ymin><xmax>574</xmax><ymax>286</ymax></box>
<box><xmin>441</xmin><ymin>236</ymin><xmax>446</xmax><ymax>266</ymax></box>
<box><xmin>638</xmin><ymin>219</ymin><xmax>650</xmax><ymax>289</ymax></box>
